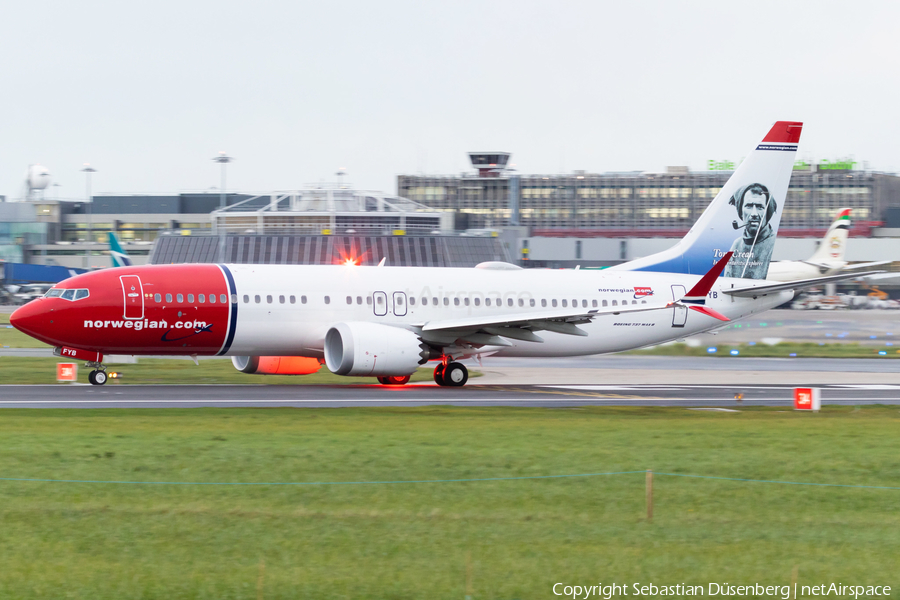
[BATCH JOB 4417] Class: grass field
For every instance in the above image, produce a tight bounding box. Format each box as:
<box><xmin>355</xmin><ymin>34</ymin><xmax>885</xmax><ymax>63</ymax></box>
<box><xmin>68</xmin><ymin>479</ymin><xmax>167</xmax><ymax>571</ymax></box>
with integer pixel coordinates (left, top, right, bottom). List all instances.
<box><xmin>0</xmin><ymin>406</ymin><xmax>898</xmax><ymax>599</ymax></box>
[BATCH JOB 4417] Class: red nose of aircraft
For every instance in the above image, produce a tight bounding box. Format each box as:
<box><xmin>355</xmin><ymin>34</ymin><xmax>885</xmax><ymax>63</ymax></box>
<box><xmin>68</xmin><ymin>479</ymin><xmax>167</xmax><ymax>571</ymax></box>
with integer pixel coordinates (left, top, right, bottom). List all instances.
<box><xmin>9</xmin><ymin>299</ymin><xmax>48</xmax><ymax>341</ymax></box>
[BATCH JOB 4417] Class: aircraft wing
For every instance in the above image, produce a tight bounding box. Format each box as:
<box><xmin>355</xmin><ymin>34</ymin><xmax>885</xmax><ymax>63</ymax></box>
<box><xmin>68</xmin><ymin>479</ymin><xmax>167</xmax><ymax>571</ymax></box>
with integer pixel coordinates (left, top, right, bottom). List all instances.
<box><xmin>417</xmin><ymin>251</ymin><xmax>735</xmax><ymax>346</ymax></box>
<box><xmin>418</xmin><ymin>301</ymin><xmax>672</xmax><ymax>343</ymax></box>
<box><xmin>723</xmin><ymin>270</ymin><xmax>885</xmax><ymax>298</ymax></box>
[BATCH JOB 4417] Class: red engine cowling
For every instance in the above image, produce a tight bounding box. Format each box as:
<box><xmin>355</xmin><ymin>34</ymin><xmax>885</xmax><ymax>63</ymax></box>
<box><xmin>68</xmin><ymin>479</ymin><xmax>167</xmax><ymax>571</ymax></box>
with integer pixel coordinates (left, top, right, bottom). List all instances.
<box><xmin>231</xmin><ymin>356</ymin><xmax>322</xmax><ymax>375</ymax></box>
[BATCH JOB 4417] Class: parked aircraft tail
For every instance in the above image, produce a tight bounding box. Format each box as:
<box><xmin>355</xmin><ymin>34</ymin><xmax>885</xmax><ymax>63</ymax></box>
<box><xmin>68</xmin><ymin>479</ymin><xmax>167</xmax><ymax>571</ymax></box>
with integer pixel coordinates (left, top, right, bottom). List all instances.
<box><xmin>610</xmin><ymin>121</ymin><xmax>802</xmax><ymax>279</ymax></box>
<box><xmin>808</xmin><ymin>208</ymin><xmax>851</xmax><ymax>265</ymax></box>
<box><xmin>108</xmin><ymin>232</ymin><xmax>132</xmax><ymax>268</ymax></box>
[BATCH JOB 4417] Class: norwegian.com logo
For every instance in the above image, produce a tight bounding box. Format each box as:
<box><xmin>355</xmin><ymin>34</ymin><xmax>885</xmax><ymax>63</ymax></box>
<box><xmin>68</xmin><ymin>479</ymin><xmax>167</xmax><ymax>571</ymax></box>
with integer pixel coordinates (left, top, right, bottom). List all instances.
<box><xmin>633</xmin><ymin>287</ymin><xmax>654</xmax><ymax>299</ymax></box>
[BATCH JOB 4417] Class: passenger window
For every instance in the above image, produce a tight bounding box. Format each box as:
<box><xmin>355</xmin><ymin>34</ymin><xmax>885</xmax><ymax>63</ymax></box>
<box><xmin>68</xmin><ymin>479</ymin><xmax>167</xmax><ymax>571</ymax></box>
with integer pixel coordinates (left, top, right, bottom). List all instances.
<box><xmin>267</xmin><ymin>295</ymin><xmax>273</xmax><ymax>304</ymax></box>
<box><xmin>474</xmin><ymin>298</ymin><xmax>480</xmax><ymax>306</ymax></box>
<box><xmin>376</xmin><ymin>296</ymin><xmax>383</xmax><ymax>305</ymax></box>
<box><xmin>243</xmin><ymin>295</ymin><xmax>249</xmax><ymax>304</ymax></box>
<box><xmin>324</xmin><ymin>296</ymin><xmax>330</xmax><ymax>304</ymax></box>
<box><xmin>231</xmin><ymin>294</ymin><xmax>237</xmax><ymax>304</ymax></box>
<box><xmin>453</xmin><ymin>298</ymin><xmax>460</xmax><ymax>306</ymax></box>
<box><xmin>632</xmin><ymin>300</ymin><xmax>637</xmax><ymax>305</ymax></box>
<box><xmin>188</xmin><ymin>294</ymin><xmax>194</xmax><ymax>303</ymax></box>
<box><xmin>552</xmin><ymin>299</ymin><xmax>557</xmax><ymax>307</ymax></box>
<box><xmin>357</xmin><ymin>296</ymin><xmax>362</xmax><ymax>305</ymax></box>
<box><xmin>75</xmin><ymin>289</ymin><xmax>89</xmax><ymax>300</ymax></box>
<box><xmin>518</xmin><ymin>299</ymin><xmax>524</xmax><ymax>307</ymax></box>
<box><xmin>302</xmin><ymin>295</ymin><xmax>307</xmax><ymax>304</ymax></box>
<box><xmin>409</xmin><ymin>297</ymin><xmax>415</xmax><ymax>305</ymax></box>
<box><xmin>177</xmin><ymin>294</ymin><xmax>184</xmax><ymax>303</ymax></box>
<box><xmin>166</xmin><ymin>293</ymin><xmax>173</xmax><ymax>303</ymax></box>
<box><xmin>366</xmin><ymin>296</ymin><xmax>371</xmax><ymax>305</ymax></box>
<box><xmin>582</xmin><ymin>300</ymin><xmax>587</xmax><ymax>308</ymax></box>
<box><xmin>422</xmin><ymin>297</ymin><xmax>428</xmax><ymax>306</ymax></box>
<box><xmin>432</xmin><ymin>297</ymin><xmax>438</xmax><ymax>305</ymax></box>
<box><xmin>199</xmin><ymin>294</ymin><xmax>205</xmax><ymax>303</ymax></box>
<box><xmin>255</xmin><ymin>295</ymin><xmax>261</xmax><ymax>304</ymax></box>
<box><xmin>463</xmin><ymin>298</ymin><xmax>469</xmax><ymax>306</ymax></box>
<box><xmin>346</xmin><ymin>296</ymin><xmax>352</xmax><ymax>305</ymax></box>
<box><xmin>641</xmin><ymin>300</ymin><xmax>647</xmax><ymax>304</ymax></box>
<box><xmin>602</xmin><ymin>299</ymin><xmax>608</xmax><ymax>307</ymax></box>
<box><xmin>541</xmin><ymin>299</ymin><xmax>547</xmax><ymax>307</ymax></box>
<box><xmin>572</xmin><ymin>299</ymin><xmax>577</xmax><ymax>307</ymax></box>
<box><xmin>562</xmin><ymin>299</ymin><xmax>568</xmax><ymax>308</ymax></box>
<box><xmin>210</xmin><ymin>294</ymin><xmax>216</xmax><ymax>304</ymax></box>
<box><xmin>592</xmin><ymin>299</ymin><xmax>598</xmax><ymax>308</ymax></box>
<box><xmin>612</xmin><ymin>300</ymin><xmax>618</xmax><ymax>306</ymax></box>
<box><xmin>155</xmin><ymin>293</ymin><xmax>162</xmax><ymax>302</ymax></box>
<box><xmin>530</xmin><ymin>299</ymin><xmax>535</xmax><ymax>307</ymax></box>
<box><xmin>485</xmin><ymin>298</ymin><xmax>491</xmax><ymax>307</ymax></box>
<box><xmin>220</xmin><ymin>294</ymin><xmax>227</xmax><ymax>304</ymax></box>
<box><xmin>397</xmin><ymin>296</ymin><xmax>404</xmax><ymax>305</ymax></box>
<box><xmin>61</xmin><ymin>289</ymin><xmax>76</xmax><ymax>300</ymax></box>
<box><xmin>290</xmin><ymin>295</ymin><xmax>296</xmax><ymax>304</ymax></box>
<box><xmin>279</xmin><ymin>295</ymin><xmax>285</xmax><ymax>304</ymax></box>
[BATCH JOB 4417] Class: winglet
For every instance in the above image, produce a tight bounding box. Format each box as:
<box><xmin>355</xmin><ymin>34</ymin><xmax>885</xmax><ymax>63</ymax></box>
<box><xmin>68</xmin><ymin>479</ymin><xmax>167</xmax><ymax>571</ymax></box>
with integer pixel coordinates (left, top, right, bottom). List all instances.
<box><xmin>682</xmin><ymin>252</ymin><xmax>733</xmax><ymax>305</ymax></box>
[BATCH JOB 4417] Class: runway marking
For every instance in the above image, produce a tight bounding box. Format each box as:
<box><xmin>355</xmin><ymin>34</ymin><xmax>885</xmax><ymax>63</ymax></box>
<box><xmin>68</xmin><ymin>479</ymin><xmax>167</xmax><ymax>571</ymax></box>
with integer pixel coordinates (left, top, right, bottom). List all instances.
<box><xmin>832</xmin><ymin>384</ymin><xmax>900</xmax><ymax>390</ymax></box>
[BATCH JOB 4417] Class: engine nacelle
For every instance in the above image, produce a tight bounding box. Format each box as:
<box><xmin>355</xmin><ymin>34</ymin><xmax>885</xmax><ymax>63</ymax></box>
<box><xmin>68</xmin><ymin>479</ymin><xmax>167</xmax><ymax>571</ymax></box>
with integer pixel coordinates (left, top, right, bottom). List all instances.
<box><xmin>231</xmin><ymin>356</ymin><xmax>322</xmax><ymax>375</ymax></box>
<box><xmin>324</xmin><ymin>322</ymin><xmax>432</xmax><ymax>376</ymax></box>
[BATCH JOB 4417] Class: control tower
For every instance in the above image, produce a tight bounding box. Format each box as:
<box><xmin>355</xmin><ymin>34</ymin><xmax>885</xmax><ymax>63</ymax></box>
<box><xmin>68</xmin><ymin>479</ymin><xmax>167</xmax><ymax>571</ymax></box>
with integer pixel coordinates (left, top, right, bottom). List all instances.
<box><xmin>468</xmin><ymin>152</ymin><xmax>510</xmax><ymax>178</ymax></box>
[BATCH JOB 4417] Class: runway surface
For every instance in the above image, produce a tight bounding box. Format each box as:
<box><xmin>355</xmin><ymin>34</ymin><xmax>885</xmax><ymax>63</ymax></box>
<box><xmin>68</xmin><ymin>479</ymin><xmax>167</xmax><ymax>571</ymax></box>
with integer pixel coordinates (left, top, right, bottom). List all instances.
<box><xmin>3</xmin><ymin>382</ymin><xmax>900</xmax><ymax>408</ymax></box>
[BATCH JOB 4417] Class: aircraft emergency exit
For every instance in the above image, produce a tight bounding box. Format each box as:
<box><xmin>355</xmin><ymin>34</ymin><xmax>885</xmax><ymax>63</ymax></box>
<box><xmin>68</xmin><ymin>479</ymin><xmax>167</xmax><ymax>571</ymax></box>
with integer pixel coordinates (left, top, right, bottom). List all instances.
<box><xmin>11</xmin><ymin>121</ymin><xmax>879</xmax><ymax>386</ymax></box>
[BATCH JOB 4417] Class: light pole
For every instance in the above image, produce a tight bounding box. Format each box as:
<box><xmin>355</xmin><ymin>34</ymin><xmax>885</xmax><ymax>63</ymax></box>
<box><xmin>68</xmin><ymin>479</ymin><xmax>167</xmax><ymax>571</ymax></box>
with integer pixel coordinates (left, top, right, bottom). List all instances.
<box><xmin>212</xmin><ymin>152</ymin><xmax>234</xmax><ymax>262</ymax></box>
<box><xmin>81</xmin><ymin>164</ymin><xmax>97</xmax><ymax>269</ymax></box>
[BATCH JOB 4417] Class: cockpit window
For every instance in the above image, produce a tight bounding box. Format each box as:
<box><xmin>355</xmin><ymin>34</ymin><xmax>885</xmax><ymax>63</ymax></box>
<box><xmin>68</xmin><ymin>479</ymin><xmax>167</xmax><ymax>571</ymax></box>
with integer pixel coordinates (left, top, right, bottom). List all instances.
<box><xmin>49</xmin><ymin>288</ymin><xmax>90</xmax><ymax>301</ymax></box>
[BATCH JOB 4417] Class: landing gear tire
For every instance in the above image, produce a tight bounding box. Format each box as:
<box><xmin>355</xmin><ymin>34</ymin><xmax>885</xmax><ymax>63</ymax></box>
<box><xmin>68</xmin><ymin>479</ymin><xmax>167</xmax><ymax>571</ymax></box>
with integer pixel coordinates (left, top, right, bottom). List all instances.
<box><xmin>442</xmin><ymin>362</ymin><xmax>468</xmax><ymax>387</ymax></box>
<box><xmin>89</xmin><ymin>370</ymin><xmax>107</xmax><ymax>386</ymax></box>
<box><xmin>433</xmin><ymin>364</ymin><xmax>446</xmax><ymax>385</ymax></box>
<box><xmin>378</xmin><ymin>375</ymin><xmax>411</xmax><ymax>386</ymax></box>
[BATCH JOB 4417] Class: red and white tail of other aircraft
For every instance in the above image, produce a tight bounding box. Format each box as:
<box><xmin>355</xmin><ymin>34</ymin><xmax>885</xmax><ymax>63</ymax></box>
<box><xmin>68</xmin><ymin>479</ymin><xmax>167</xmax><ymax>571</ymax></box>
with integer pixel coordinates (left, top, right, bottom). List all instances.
<box><xmin>10</xmin><ymin>122</ymin><xmax>882</xmax><ymax>386</ymax></box>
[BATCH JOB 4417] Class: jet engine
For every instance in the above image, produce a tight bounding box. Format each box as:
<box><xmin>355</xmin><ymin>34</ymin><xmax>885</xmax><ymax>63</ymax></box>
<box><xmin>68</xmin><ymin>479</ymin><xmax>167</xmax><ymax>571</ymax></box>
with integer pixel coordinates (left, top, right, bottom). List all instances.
<box><xmin>324</xmin><ymin>322</ymin><xmax>435</xmax><ymax>376</ymax></box>
<box><xmin>231</xmin><ymin>356</ymin><xmax>322</xmax><ymax>375</ymax></box>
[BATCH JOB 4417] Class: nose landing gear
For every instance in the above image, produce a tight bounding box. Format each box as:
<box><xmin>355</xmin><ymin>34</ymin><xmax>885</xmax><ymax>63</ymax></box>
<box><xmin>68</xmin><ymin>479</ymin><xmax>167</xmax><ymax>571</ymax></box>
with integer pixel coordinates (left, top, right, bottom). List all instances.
<box><xmin>86</xmin><ymin>362</ymin><xmax>108</xmax><ymax>386</ymax></box>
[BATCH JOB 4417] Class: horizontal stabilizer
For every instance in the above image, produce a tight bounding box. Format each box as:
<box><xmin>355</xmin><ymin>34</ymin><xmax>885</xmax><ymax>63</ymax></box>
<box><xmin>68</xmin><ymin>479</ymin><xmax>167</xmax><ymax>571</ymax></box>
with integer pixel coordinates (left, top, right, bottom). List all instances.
<box><xmin>724</xmin><ymin>270</ymin><xmax>885</xmax><ymax>298</ymax></box>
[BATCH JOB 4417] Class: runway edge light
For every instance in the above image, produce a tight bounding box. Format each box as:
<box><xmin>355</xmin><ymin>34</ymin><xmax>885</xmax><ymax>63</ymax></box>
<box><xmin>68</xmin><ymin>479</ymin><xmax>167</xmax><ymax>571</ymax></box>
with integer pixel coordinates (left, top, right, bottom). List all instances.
<box><xmin>793</xmin><ymin>387</ymin><xmax>821</xmax><ymax>411</ymax></box>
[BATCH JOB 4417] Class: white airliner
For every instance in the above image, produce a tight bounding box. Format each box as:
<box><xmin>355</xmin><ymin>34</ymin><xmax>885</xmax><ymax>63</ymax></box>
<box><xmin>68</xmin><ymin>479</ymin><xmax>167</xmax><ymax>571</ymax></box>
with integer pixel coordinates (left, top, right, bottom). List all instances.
<box><xmin>766</xmin><ymin>208</ymin><xmax>888</xmax><ymax>281</ymax></box>
<box><xmin>10</xmin><ymin>121</ymin><xmax>879</xmax><ymax>386</ymax></box>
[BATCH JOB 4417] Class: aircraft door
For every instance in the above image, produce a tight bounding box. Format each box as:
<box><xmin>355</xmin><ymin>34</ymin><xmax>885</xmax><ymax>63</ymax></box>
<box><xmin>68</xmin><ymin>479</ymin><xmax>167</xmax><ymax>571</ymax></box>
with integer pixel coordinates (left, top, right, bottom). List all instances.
<box><xmin>670</xmin><ymin>284</ymin><xmax>687</xmax><ymax>328</ymax></box>
<box><xmin>392</xmin><ymin>292</ymin><xmax>407</xmax><ymax>316</ymax></box>
<box><xmin>373</xmin><ymin>291</ymin><xmax>387</xmax><ymax>316</ymax></box>
<box><xmin>120</xmin><ymin>275</ymin><xmax>144</xmax><ymax>320</ymax></box>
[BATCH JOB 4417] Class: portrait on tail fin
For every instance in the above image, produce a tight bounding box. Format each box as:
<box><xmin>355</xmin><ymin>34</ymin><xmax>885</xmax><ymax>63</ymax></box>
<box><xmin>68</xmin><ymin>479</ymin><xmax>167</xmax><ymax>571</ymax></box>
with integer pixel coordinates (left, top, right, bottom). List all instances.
<box><xmin>723</xmin><ymin>183</ymin><xmax>778</xmax><ymax>279</ymax></box>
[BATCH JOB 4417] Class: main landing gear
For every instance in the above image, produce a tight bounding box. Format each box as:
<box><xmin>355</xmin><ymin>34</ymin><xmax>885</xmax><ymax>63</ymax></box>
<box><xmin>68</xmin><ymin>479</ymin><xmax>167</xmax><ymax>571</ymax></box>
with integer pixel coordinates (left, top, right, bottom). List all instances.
<box><xmin>433</xmin><ymin>361</ymin><xmax>468</xmax><ymax>387</ymax></box>
<box><xmin>87</xmin><ymin>362</ymin><xmax>108</xmax><ymax>386</ymax></box>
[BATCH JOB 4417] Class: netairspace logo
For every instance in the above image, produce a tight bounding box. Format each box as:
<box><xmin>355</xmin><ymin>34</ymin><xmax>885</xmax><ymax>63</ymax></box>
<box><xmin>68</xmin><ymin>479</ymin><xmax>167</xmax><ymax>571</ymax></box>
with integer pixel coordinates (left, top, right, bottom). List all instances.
<box><xmin>84</xmin><ymin>319</ymin><xmax>207</xmax><ymax>332</ymax></box>
<box><xmin>551</xmin><ymin>582</ymin><xmax>891</xmax><ymax>599</ymax></box>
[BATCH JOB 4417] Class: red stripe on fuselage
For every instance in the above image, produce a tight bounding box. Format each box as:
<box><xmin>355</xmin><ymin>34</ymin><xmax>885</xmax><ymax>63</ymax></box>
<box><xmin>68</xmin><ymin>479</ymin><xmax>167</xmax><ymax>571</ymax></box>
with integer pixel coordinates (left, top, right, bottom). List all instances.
<box><xmin>11</xmin><ymin>265</ymin><xmax>231</xmax><ymax>355</ymax></box>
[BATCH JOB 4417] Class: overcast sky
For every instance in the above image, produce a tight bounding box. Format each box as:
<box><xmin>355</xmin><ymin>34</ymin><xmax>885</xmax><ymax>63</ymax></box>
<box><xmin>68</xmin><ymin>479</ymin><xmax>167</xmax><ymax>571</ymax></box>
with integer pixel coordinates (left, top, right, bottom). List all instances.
<box><xmin>2</xmin><ymin>1</ymin><xmax>898</xmax><ymax>200</ymax></box>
